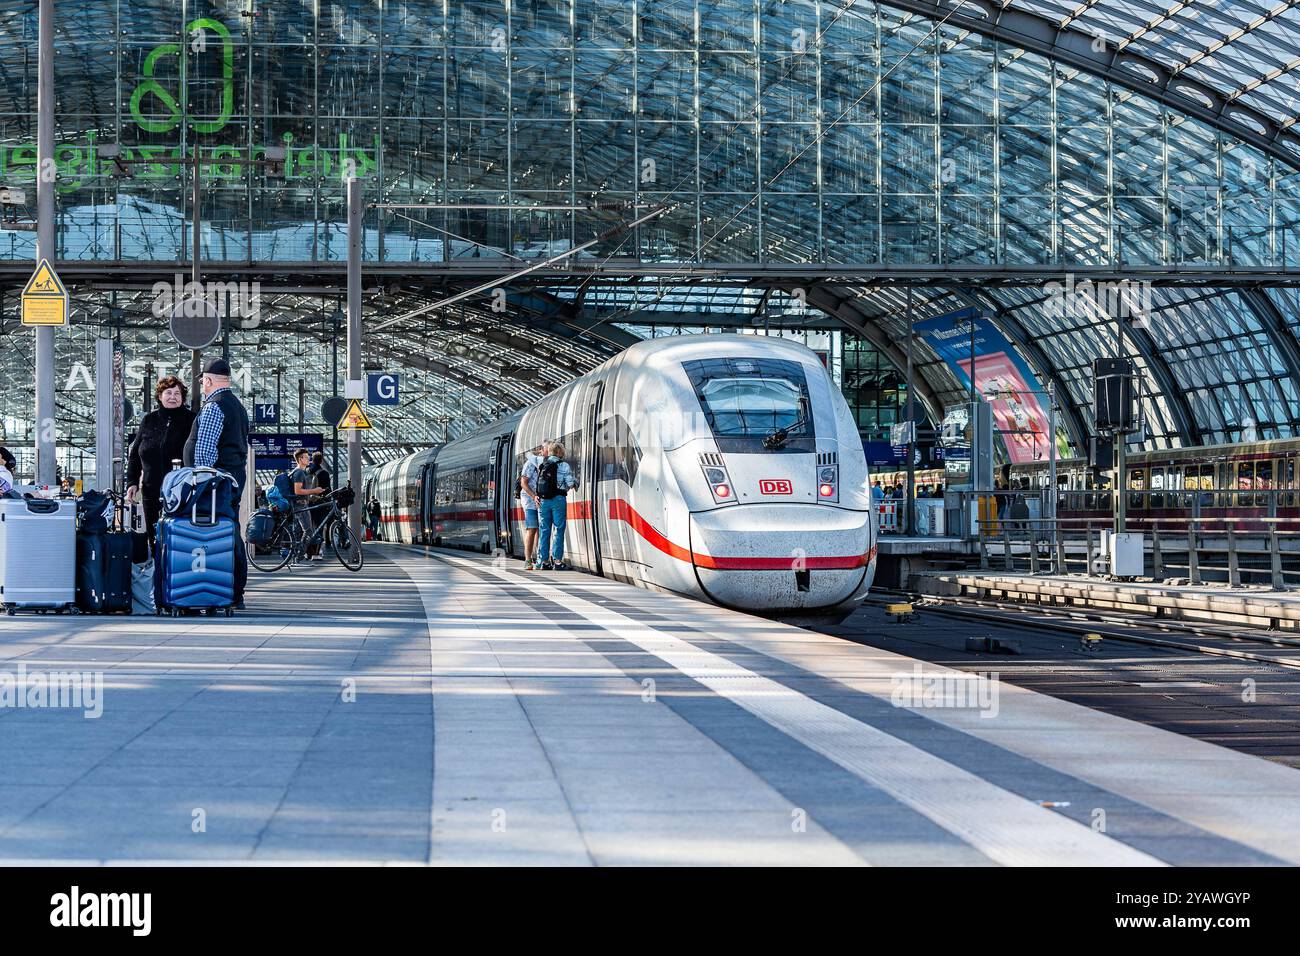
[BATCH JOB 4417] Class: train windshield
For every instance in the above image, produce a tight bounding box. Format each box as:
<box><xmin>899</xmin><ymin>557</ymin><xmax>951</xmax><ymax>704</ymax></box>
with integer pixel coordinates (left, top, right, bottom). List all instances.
<box><xmin>683</xmin><ymin>357</ymin><xmax>815</xmax><ymax>453</ymax></box>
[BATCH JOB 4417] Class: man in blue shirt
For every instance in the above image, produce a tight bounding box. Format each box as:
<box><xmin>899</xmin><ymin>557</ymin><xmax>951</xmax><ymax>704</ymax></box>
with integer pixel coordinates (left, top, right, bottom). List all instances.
<box><xmin>183</xmin><ymin>357</ymin><xmax>250</xmax><ymax>606</ymax></box>
<box><xmin>519</xmin><ymin>443</ymin><xmax>545</xmax><ymax>570</ymax></box>
<box><xmin>535</xmin><ymin>440</ymin><xmax>578</xmax><ymax>570</ymax></box>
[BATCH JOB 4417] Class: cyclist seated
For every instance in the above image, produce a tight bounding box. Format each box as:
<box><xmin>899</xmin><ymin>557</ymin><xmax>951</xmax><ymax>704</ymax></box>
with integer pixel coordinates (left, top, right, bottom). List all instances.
<box><xmin>289</xmin><ymin>448</ymin><xmax>327</xmax><ymax>561</ymax></box>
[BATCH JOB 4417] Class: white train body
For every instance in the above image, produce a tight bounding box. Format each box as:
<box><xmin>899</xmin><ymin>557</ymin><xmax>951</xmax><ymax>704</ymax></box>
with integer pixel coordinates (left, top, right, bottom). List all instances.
<box><xmin>369</xmin><ymin>335</ymin><xmax>875</xmax><ymax>613</ymax></box>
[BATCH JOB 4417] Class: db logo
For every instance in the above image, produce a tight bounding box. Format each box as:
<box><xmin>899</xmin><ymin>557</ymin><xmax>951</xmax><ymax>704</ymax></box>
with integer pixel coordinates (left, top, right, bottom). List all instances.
<box><xmin>759</xmin><ymin>479</ymin><xmax>793</xmax><ymax>495</ymax></box>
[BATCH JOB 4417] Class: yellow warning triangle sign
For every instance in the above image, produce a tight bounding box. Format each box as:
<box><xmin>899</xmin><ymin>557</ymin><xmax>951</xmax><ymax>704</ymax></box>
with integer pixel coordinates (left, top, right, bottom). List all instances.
<box><xmin>336</xmin><ymin>398</ymin><xmax>372</xmax><ymax>430</ymax></box>
<box><xmin>22</xmin><ymin>258</ymin><xmax>66</xmax><ymax>297</ymax></box>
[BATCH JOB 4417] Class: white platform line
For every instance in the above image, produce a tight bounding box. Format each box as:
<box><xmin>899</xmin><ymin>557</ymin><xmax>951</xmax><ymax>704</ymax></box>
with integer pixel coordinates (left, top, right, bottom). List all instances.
<box><xmin>429</xmin><ymin>550</ymin><xmax>1164</xmax><ymax>867</ymax></box>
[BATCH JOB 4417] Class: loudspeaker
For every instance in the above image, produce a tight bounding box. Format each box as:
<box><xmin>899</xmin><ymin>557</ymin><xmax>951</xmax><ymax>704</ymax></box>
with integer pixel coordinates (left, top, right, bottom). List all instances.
<box><xmin>1093</xmin><ymin>358</ymin><xmax>1136</xmax><ymax>432</ymax></box>
<box><xmin>1089</xmin><ymin>434</ymin><xmax>1115</xmax><ymax>470</ymax></box>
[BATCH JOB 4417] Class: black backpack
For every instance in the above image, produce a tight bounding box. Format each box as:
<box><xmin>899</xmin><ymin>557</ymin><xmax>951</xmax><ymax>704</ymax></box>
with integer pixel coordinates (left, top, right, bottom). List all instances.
<box><xmin>535</xmin><ymin>458</ymin><xmax>560</xmax><ymax>499</ymax></box>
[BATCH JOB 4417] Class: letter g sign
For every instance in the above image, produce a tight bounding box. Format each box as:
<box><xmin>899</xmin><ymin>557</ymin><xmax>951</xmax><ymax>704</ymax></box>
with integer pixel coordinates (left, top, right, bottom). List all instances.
<box><xmin>367</xmin><ymin>372</ymin><xmax>400</xmax><ymax>406</ymax></box>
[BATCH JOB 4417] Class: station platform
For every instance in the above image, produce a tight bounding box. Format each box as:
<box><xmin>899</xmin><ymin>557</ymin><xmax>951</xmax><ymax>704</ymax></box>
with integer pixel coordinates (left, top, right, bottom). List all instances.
<box><xmin>920</xmin><ymin>571</ymin><xmax>1300</xmax><ymax>633</ymax></box>
<box><xmin>2</xmin><ymin>544</ymin><xmax>1299</xmax><ymax>866</ymax></box>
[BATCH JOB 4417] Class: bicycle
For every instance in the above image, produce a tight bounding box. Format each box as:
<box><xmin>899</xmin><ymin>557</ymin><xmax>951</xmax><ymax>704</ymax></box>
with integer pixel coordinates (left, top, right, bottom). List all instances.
<box><xmin>248</xmin><ymin>487</ymin><xmax>364</xmax><ymax>573</ymax></box>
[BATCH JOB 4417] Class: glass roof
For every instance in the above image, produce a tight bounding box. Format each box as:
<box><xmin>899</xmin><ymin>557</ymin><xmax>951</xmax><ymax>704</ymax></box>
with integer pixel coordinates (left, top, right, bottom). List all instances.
<box><xmin>0</xmin><ymin>0</ymin><xmax>1297</xmax><ymax>473</ymax></box>
<box><xmin>1012</xmin><ymin>0</ymin><xmax>1300</xmax><ymax>132</ymax></box>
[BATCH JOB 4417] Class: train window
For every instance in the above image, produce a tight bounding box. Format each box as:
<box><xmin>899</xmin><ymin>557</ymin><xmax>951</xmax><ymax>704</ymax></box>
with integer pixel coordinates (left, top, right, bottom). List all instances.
<box><xmin>1191</xmin><ymin>464</ymin><xmax>1213</xmax><ymax>510</ymax></box>
<box><xmin>1287</xmin><ymin>459</ymin><xmax>1297</xmax><ymax>507</ymax></box>
<box><xmin>682</xmin><ymin>357</ymin><xmax>816</xmax><ymax>453</ymax></box>
<box><xmin>596</xmin><ymin>415</ymin><xmax>642</xmax><ymax>485</ymax></box>
<box><xmin>1150</xmin><ymin>468</ymin><xmax>1164</xmax><ymax>510</ymax></box>
<box><xmin>1128</xmin><ymin>467</ymin><xmax>1145</xmax><ymax>512</ymax></box>
<box><xmin>1237</xmin><ymin>461</ymin><xmax>1253</xmax><ymax>510</ymax></box>
<box><xmin>555</xmin><ymin>429</ymin><xmax>584</xmax><ymax>470</ymax></box>
<box><xmin>1258</xmin><ymin>460</ymin><xmax>1274</xmax><ymax>508</ymax></box>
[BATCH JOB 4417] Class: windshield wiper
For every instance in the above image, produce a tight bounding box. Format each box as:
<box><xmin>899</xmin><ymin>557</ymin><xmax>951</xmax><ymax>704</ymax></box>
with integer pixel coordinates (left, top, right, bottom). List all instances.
<box><xmin>762</xmin><ymin>416</ymin><xmax>806</xmax><ymax>450</ymax></box>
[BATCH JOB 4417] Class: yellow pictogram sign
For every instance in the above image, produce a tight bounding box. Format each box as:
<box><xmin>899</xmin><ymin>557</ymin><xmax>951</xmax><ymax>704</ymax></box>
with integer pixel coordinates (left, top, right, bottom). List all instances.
<box><xmin>336</xmin><ymin>398</ymin><xmax>372</xmax><ymax>430</ymax></box>
<box><xmin>21</xmin><ymin>258</ymin><xmax>69</xmax><ymax>326</ymax></box>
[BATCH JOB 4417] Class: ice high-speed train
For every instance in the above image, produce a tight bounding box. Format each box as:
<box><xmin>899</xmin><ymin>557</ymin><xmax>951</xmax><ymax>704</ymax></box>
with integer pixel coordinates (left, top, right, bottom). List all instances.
<box><xmin>368</xmin><ymin>336</ymin><xmax>876</xmax><ymax>613</ymax></box>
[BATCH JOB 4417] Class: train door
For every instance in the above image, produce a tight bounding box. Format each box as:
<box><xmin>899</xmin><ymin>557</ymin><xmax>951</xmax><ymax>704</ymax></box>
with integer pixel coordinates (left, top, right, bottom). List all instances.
<box><xmin>421</xmin><ymin>462</ymin><xmax>437</xmax><ymax>543</ymax></box>
<box><xmin>491</xmin><ymin>434</ymin><xmax>515</xmax><ymax>556</ymax></box>
<box><xmin>412</xmin><ymin>467</ymin><xmax>425</xmax><ymax>544</ymax></box>
<box><xmin>586</xmin><ymin>382</ymin><xmax>605</xmax><ymax>577</ymax></box>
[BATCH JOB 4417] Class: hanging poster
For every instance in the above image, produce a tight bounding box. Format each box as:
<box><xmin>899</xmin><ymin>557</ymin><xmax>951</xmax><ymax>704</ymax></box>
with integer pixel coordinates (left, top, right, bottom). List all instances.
<box><xmin>914</xmin><ymin>307</ymin><xmax>1064</xmax><ymax>465</ymax></box>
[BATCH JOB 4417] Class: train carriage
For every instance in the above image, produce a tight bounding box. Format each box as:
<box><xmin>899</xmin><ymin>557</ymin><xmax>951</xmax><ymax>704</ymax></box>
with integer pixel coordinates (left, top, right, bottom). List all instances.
<box><xmin>379</xmin><ymin>335</ymin><xmax>876</xmax><ymax>614</ymax></box>
<box><xmin>1008</xmin><ymin>438</ymin><xmax>1300</xmax><ymax>532</ymax></box>
<box><xmin>368</xmin><ymin>448</ymin><xmax>436</xmax><ymax>544</ymax></box>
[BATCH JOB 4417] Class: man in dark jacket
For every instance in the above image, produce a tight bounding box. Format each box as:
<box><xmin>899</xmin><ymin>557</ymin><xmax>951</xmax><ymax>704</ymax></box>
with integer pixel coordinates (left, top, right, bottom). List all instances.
<box><xmin>183</xmin><ymin>358</ymin><xmax>250</xmax><ymax>605</ymax></box>
<box><xmin>126</xmin><ymin>375</ymin><xmax>197</xmax><ymax>548</ymax></box>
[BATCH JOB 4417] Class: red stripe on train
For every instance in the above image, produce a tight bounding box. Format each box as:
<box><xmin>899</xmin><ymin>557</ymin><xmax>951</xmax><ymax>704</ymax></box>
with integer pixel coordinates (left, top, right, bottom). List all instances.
<box><xmin>604</xmin><ymin>498</ymin><xmax>875</xmax><ymax>571</ymax></box>
<box><xmin>405</xmin><ymin>497</ymin><xmax>873</xmax><ymax>571</ymax></box>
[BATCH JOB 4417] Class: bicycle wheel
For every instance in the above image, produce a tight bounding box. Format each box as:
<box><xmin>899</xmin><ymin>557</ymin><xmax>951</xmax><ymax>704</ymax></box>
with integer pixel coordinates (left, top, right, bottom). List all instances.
<box><xmin>329</xmin><ymin>520</ymin><xmax>364</xmax><ymax>571</ymax></box>
<box><xmin>248</xmin><ymin>518</ymin><xmax>303</xmax><ymax>572</ymax></box>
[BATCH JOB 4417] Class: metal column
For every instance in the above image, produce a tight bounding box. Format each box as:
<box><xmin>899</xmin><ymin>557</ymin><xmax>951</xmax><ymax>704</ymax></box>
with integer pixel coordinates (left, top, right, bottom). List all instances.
<box><xmin>904</xmin><ymin>287</ymin><xmax>915</xmax><ymax>536</ymax></box>
<box><xmin>189</xmin><ymin>151</ymin><xmax>202</xmax><ymax>410</ymax></box>
<box><xmin>1047</xmin><ymin>381</ymin><xmax>1057</xmax><ymax>522</ymax></box>
<box><xmin>1115</xmin><ymin>312</ymin><xmax>1127</xmax><ymax>534</ymax></box>
<box><xmin>94</xmin><ymin>337</ymin><xmax>114</xmax><ymax>491</ymax></box>
<box><xmin>331</xmin><ymin>306</ymin><xmax>340</xmax><ymax>480</ymax></box>
<box><xmin>346</xmin><ymin>177</ymin><xmax>364</xmax><ymax>532</ymax></box>
<box><xmin>33</xmin><ymin>0</ymin><xmax>55</xmax><ymax>484</ymax></box>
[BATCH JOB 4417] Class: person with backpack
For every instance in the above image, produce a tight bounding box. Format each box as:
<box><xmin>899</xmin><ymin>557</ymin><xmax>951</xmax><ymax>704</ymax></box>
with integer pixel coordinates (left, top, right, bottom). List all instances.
<box><xmin>290</xmin><ymin>448</ymin><xmax>327</xmax><ymax>562</ymax></box>
<box><xmin>366</xmin><ymin>496</ymin><xmax>382</xmax><ymax>541</ymax></box>
<box><xmin>518</xmin><ymin>443</ymin><xmax>545</xmax><ymax>570</ymax></box>
<box><xmin>534</xmin><ymin>440</ymin><xmax>578</xmax><ymax>571</ymax></box>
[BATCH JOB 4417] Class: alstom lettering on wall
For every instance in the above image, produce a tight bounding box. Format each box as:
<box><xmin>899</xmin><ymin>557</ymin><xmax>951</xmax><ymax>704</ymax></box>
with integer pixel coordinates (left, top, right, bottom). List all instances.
<box><xmin>370</xmin><ymin>336</ymin><xmax>876</xmax><ymax>613</ymax></box>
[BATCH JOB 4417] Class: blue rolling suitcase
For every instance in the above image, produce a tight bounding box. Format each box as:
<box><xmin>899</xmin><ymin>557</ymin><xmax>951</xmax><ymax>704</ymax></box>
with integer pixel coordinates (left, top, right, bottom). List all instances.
<box><xmin>155</xmin><ymin>469</ymin><xmax>239</xmax><ymax>617</ymax></box>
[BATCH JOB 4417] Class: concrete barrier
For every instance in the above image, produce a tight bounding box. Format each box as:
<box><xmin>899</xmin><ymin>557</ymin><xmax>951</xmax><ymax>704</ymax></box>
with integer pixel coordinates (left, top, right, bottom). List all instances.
<box><xmin>917</xmin><ymin>572</ymin><xmax>1300</xmax><ymax>631</ymax></box>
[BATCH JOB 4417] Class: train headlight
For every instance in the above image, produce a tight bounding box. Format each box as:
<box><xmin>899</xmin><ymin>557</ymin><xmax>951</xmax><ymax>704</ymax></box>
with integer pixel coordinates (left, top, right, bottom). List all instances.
<box><xmin>702</xmin><ymin>465</ymin><xmax>736</xmax><ymax>504</ymax></box>
<box><xmin>818</xmin><ymin>465</ymin><xmax>839</xmax><ymax>502</ymax></box>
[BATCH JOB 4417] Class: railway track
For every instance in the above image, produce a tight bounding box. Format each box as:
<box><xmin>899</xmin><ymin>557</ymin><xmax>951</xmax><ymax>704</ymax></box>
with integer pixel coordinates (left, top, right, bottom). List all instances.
<box><xmin>865</xmin><ymin>588</ymin><xmax>1300</xmax><ymax>671</ymax></box>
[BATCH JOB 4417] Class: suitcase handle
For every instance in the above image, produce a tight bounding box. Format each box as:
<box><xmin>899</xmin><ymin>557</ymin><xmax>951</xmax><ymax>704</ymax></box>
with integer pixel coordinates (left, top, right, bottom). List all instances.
<box><xmin>25</xmin><ymin>499</ymin><xmax>59</xmax><ymax>515</ymax></box>
<box><xmin>191</xmin><ymin>482</ymin><xmax>221</xmax><ymax>527</ymax></box>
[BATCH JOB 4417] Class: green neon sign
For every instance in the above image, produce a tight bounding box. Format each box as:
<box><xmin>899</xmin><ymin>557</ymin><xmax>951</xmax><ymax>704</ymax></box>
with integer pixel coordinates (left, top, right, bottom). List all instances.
<box><xmin>129</xmin><ymin>18</ymin><xmax>234</xmax><ymax>134</ymax></box>
<box><xmin>0</xmin><ymin>18</ymin><xmax>381</xmax><ymax>191</ymax></box>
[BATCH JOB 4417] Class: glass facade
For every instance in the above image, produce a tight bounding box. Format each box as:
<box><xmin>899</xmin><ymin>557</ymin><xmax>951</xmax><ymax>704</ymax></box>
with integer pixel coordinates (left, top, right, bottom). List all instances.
<box><xmin>842</xmin><ymin>336</ymin><xmax>907</xmax><ymax>438</ymax></box>
<box><xmin>0</xmin><ymin>0</ymin><xmax>1291</xmax><ymax>268</ymax></box>
<box><xmin>0</xmin><ymin>0</ymin><xmax>1298</xmax><ymax>470</ymax></box>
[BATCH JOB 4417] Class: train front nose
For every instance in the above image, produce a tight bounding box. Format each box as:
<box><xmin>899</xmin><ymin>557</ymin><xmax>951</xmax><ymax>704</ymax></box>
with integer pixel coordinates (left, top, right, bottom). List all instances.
<box><xmin>687</xmin><ymin>504</ymin><xmax>874</xmax><ymax>610</ymax></box>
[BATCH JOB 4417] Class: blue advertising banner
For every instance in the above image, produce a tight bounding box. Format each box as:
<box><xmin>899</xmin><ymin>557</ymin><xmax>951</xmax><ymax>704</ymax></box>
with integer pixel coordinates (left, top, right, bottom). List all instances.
<box><xmin>250</xmin><ymin>432</ymin><xmax>324</xmax><ymax>471</ymax></box>
<box><xmin>914</xmin><ymin>307</ymin><xmax>1064</xmax><ymax>464</ymax></box>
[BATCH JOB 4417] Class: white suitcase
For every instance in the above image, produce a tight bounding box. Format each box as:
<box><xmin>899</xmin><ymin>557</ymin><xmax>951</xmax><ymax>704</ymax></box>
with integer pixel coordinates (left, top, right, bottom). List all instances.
<box><xmin>0</xmin><ymin>497</ymin><xmax>75</xmax><ymax>613</ymax></box>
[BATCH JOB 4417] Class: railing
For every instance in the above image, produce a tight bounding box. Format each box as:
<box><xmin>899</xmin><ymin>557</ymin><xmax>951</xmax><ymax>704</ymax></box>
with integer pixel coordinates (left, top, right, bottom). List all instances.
<box><xmin>874</xmin><ymin>496</ymin><xmax>949</xmax><ymax>536</ymax></box>
<box><xmin>943</xmin><ymin>488</ymin><xmax>1300</xmax><ymax>589</ymax></box>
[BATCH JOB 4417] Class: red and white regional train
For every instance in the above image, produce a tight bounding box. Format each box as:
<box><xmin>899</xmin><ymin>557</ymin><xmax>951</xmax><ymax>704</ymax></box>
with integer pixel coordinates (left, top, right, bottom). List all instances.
<box><xmin>368</xmin><ymin>335</ymin><xmax>876</xmax><ymax>613</ymax></box>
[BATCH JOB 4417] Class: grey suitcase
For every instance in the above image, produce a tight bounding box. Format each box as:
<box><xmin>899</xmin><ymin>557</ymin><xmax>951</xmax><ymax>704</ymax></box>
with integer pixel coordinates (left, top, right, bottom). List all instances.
<box><xmin>0</xmin><ymin>497</ymin><xmax>76</xmax><ymax>613</ymax></box>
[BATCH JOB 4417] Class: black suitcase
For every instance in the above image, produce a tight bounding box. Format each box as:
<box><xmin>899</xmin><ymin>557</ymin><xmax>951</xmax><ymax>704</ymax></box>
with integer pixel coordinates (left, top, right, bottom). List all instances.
<box><xmin>75</xmin><ymin>495</ymin><xmax>137</xmax><ymax>614</ymax></box>
<box><xmin>76</xmin><ymin>530</ymin><xmax>133</xmax><ymax>613</ymax></box>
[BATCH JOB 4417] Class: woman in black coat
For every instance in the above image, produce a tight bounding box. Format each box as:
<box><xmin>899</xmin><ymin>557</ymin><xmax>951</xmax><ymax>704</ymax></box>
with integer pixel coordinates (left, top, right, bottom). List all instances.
<box><xmin>126</xmin><ymin>376</ymin><xmax>197</xmax><ymax>548</ymax></box>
